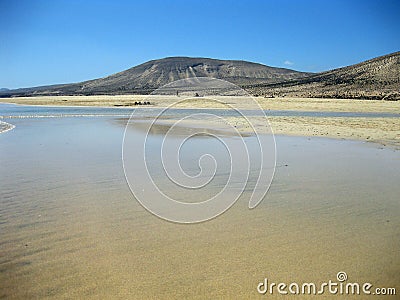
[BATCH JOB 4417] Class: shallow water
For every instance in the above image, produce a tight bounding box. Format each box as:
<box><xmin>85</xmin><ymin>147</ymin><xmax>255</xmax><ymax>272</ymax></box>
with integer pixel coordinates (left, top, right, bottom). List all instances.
<box><xmin>1</xmin><ymin>103</ymin><xmax>399</xmax><ymax>121</ymax></box>
<box><xmin>0</xmin><ymin>103</ymin><xmax>134</xmax><ymax>118</ymax></box>
<box><xmin>0</xmin><ymin>106</ymin><xmax>399</xmax><ymax>299</ymax></box>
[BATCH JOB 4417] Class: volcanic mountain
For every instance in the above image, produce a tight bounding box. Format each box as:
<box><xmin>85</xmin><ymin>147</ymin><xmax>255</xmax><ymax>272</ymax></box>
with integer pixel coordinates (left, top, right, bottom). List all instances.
<box><xmin>0</xmin><ymin>57</ymin><xmax>311</xmax><ymax>96</ymax></box>
<box><xmin>2</xmin><ymin>53</ymin><xmax>398</xmax><ymax>99</ymax></box>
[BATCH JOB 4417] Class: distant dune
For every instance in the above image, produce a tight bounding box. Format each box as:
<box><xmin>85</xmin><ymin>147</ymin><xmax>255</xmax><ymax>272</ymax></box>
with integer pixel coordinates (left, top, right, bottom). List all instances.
<box><xmin>1</xmin><ymin>52</ymin><xmax>398</xmax><ymax>100</ymax></box>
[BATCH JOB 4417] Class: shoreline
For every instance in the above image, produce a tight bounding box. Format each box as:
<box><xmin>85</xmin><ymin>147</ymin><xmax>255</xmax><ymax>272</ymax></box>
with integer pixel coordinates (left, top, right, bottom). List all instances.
<box><xmin>1</xmin><ymin>97</ymin><xmax>399</xmax><ymax>149</ymax></box>
<box><xmin>2</xmin><ymin>95</ymin><xmax>400</xmax><ymax>112</ymax></box>
<box><xmin>0</xmin><ymin>100</ymin><xmax>137</xmax><ymax>110</ymax></box>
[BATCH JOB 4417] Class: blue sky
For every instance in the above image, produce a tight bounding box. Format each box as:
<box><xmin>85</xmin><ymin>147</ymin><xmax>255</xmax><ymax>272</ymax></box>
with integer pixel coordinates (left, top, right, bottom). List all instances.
<box><xmin>1</xmin><ymin>0</ymin><xmax>399</xmax><ymax>89</ymax></box>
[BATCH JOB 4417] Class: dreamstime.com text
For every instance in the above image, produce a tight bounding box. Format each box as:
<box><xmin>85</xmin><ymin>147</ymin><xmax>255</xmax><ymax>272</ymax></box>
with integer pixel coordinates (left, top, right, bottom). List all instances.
<box><xmin>257</xmin><ymin>272</ymin><xmax>396</xmax><ymax>296</ymax></box>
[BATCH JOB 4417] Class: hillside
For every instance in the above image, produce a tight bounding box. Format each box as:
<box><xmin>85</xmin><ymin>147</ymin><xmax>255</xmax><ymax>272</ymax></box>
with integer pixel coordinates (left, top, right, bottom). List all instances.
<box><xmin>247</xmin><ymin>52</ymin><xmax>400</xmax><ymax>100</ymax></box>
<box><xmin>0</xmin><ymin>57</ymin><xmax>310</xmax><ymax>97</ymax></box>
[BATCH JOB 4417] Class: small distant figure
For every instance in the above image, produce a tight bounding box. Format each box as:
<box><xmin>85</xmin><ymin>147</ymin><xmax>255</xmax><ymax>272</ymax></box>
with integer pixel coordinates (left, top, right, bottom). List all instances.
<box><xmin>134</xmin><ymin>101</ymin><xmax>151</xmax><ymax>106</ymax></box>
<box><xmin>176</xmin><ymin>90</ymin><xmax>179</xmax><ymax>97</ymax></box>
<box><xmin>195</xmin><ymin>92</ymin><xmax>200</xmax><ymax>97</ymax></box>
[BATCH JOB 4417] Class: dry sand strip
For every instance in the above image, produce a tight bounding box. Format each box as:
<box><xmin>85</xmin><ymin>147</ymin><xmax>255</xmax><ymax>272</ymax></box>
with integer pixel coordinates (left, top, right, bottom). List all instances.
<box><xmin>257</xmin><ymin>116</ymin><xmax>399</xmax><ymax>149</ymax></box>
<box><xmin>2</xmin><ymin>95</ymin><xmax>400</xmax><ymax>113</ymax></box>
<box><xmin>134</xmin><ymin>115</ymin><xmax>400</xmax><ymax>149</ymax></box>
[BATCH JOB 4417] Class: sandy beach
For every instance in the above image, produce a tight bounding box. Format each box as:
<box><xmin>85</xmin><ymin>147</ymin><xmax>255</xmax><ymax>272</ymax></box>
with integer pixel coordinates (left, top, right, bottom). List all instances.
<box><xmin>0</xmin><ymin>112</ymin><xmax>399</xmax><ymax>299</ymax></box>
<box><xmin>0</xmin><ymin>99</ymin><xmax>399</xmax><ymax>298</ymax></box>
<box><xmin>2</xmin><ymin>0</ymin><xmax>399</xmax><ymax>298</ymax></box>
<box><xmin>3</xmin><ymin>95</ymin><xmax>400</xmax><ymax>112</ymax></box>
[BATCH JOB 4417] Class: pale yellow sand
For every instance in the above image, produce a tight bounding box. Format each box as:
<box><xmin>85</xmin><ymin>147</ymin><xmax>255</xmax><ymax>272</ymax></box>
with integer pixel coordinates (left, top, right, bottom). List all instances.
<box><xmin>2</xmin><ymin>95</ymin><xmax>400</xmax><ymax>113</ymax></box>
<box><xmin>235</xmin><ymin>116</ymin><xmax>400</xmax><ymax>148</ymax></box>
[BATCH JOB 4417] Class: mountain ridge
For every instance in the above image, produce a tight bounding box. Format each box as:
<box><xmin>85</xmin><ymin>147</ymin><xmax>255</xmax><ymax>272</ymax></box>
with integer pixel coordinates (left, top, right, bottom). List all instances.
<box><xmin>0</xmin><ymin>57</ymin><xmax>311</xmax><ymax>97</ymax></box>
<box><xmin>1</xmin><ymin>52</ymin><xmax>398</xmax><ymax>100</ymax></box>
<box><xmin>247</xmin><ymin>51</ymin><xmax>400</xmax><ymax>100</ymax></box>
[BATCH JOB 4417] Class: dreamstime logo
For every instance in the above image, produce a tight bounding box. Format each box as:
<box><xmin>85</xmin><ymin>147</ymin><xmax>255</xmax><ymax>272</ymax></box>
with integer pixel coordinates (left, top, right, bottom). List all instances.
<box><xmin>122</xmin><ymin>78</ymin><xmax>276</xmax><ymax>223</ymax></box>
<box><xmin>257</xmin><ymin>272</ymin><xmax>397</xmax><ymax>296</ymax></box>
<box><xmin>336</xmin><ymin>271</ymin><xmax>347</xmax><ymax>282</ymax></box>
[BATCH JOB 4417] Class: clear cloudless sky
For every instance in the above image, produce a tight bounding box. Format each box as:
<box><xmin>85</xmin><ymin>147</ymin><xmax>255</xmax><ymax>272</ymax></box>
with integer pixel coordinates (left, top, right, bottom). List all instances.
<box><xmin>1</xmin><ymin>0</ymin><xmax>399</xmax><ymax>89</ymax></box>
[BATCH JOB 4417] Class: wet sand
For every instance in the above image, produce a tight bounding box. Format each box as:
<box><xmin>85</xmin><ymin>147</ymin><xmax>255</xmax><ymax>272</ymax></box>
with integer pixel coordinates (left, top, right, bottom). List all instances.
<box><xmin>1</xmin><ymin>114</ymin><xmax>399</xmax><ymax>299</ymax></box>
